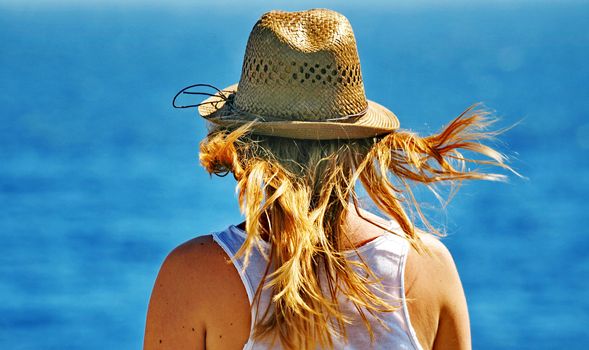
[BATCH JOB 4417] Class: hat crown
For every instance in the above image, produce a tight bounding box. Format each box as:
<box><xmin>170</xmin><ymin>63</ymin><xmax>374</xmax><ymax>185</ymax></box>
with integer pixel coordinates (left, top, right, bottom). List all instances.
<box><xmin>234</xmin><ymin>9</ymin><xmax>368</xmax><ymax>121</ymax></box>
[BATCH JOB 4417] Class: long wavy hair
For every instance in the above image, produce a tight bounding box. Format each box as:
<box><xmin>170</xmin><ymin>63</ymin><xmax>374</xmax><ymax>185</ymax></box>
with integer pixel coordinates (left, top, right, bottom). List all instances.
<box><xmin>199</xmin><ymin>103</ymin><xmax>514</xmax><ymax>349</ymax></box>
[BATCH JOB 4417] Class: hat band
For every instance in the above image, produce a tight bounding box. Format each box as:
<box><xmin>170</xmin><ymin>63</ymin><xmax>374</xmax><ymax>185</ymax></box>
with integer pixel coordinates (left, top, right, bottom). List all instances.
<box><xmin>173</xmin><ymin>83</ymin><xmax>369</xmax><ymax>124</ymax></box>
<box><xmin>221</xmin><ymin>96</ymin><xmax>368</xmax><ymax>123</ymax></box>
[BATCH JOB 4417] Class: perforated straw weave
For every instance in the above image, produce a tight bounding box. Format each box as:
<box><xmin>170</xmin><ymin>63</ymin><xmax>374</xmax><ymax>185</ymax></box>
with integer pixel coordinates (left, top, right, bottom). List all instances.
<box><xmin>198</xmin><ymin>9</ymin><xmax>400</xmax><ymax>140</ymax></box>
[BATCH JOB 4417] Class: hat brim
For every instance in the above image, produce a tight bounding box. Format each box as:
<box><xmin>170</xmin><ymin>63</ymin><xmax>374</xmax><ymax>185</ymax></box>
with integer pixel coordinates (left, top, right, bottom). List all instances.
<box><xmin>197</xmin><ymin>84</ymin><xmax>400</xmax><ymax>140</ymax></box>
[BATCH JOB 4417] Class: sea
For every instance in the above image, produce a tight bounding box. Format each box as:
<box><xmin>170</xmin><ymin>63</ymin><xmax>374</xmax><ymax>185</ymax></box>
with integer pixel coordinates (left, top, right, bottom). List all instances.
<box><xmin>1</xmin><ymin>1</ymin><xmax>588</xmax><ymax>349</ymax></box>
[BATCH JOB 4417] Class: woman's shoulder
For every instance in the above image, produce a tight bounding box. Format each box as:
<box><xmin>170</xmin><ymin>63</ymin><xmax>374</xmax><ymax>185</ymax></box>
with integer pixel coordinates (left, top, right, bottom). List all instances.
<box><xmin>155</xmin><ymin>235</ymin><xmax>228</xmax><ymax>291</ymax></box>
<box><xmin>405</xmin><ymin>233</ymin><xmax>471</xmax><ymax>350</ymax></box>
<box><xmin>411</xmin><ymin>233</ymin><xmax>457</xmax><ymax>269</ymax></box>
<box><xmin>144</xmin><ymin>234</ymin><xmax>251</xmax><ymax>349</ymax></box>
<box><xmin>144</xmin><ymin>236</ymin><xmax>221</xmax><ymax>343</ymax></box>
<box><xmin>154</xmin><ymin>234</ymin><xmax>244</xmax><ymax>304</ymax></box>
<box><xmin>164</xmin><ymin>234</ymin><xmax>222</xmax><ymax>267</ymax></box>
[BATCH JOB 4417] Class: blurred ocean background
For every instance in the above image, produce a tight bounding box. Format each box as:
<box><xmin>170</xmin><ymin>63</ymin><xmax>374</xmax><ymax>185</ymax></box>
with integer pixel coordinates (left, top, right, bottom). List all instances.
<box><xmin>1</xmin><ymin>0</ymin><xmax>588</xmax><ymax>349</ymax></box>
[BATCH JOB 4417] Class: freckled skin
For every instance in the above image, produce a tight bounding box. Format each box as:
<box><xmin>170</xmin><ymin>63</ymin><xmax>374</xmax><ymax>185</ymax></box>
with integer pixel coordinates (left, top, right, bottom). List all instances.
<box><xmin>144</xmin><ymin>209</ymin><xmax>471</xmax><ymax>349</ymax></box>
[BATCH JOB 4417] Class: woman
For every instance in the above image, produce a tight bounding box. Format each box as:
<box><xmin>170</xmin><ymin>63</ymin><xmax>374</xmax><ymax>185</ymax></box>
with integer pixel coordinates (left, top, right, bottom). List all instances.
<box><xmin>144</xmin><ymin>9</ymin><xmax>512</xmax><ymax>350</ymax></box>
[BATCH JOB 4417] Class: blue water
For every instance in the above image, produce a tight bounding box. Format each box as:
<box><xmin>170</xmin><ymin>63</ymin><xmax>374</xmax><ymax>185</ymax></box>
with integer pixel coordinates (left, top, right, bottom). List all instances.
<box><xmin>1</xmin><ymin>1</ymin><xmax>588</xmax><ymax>349</ymax></box>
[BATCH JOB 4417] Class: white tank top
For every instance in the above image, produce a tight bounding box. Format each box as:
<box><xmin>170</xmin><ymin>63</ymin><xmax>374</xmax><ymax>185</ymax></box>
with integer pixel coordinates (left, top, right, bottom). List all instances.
<box><xmin>212</xmin><ymin>224</ymin><xmax>423</xmax><ymax>350</ymax></box>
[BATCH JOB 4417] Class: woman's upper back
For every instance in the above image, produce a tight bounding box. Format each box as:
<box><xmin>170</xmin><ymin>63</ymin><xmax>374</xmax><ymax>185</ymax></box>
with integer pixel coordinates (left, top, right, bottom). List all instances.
<box><xmin>144</xmin><ymin>213</ymin><xmax>471</xmax><ymax>350</ymax></box>
<box><xmin>212</xmin><ymin>224</ymin><xmax>421</xmax><ymax>349</ymax></box>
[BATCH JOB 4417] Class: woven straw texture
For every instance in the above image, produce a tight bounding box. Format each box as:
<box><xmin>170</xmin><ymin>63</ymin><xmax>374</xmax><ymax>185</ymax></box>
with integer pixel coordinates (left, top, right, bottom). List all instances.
<box><xmin>198</xmin><ymin>9</ymin><xmax>400</xmax><ymax>140</ymax></box>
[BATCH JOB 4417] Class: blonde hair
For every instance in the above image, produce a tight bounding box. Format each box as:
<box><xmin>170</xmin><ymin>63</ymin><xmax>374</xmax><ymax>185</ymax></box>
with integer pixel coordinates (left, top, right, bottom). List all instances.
<box><xmin>199</xmin><ymin>103</ymin><xmax>514</xmax><ymax>349</ymax></box>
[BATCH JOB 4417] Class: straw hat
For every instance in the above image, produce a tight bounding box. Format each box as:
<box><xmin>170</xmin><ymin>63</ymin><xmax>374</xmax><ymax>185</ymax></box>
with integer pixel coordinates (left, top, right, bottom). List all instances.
<box><xmin>191</xmin><ymin>9</ymin><xmax>399</xmax><ymax>140</ymax></box>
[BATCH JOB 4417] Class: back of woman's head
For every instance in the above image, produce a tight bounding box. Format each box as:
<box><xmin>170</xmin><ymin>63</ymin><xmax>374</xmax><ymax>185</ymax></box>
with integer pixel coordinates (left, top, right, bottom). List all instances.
<box><xmin>199</xmin><ymin>103</ymin><xmax>513</xmax><ymax>349</ymax></box>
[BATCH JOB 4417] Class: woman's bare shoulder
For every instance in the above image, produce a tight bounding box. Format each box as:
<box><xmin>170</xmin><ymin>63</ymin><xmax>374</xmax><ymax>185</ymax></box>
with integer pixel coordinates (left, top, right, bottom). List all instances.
<box><xmin>162</xmin><ymin>235</ymin><xmax>225</xmax><ymax>273</ymax></box>
<box><xmin>152</xmin><ymin>235</ymin><xmax>231</xmax><ymax>302</ymax></box>
<box><xmin>405</xmin><ymin>233</ymin><xmax>471</xmax><ymax>350</ymax></box>
<box><xmin>412</xmin><ymin>233</ymin><xmax>458</xmax><ymax>275</ymax></box>
<box><xmin>148</xmin><ymin>234</ymin><xmax>247</xmax><ymax>315</ymax></box>
<box><xmin>143</xmin><ymin>235</ymin><xmax>218</xmax><ymax>349</ymax></box>
<box><xmin>144</xmin><ymin>235</ymin><xmax>251</xmax><ymax>349</ymax></box>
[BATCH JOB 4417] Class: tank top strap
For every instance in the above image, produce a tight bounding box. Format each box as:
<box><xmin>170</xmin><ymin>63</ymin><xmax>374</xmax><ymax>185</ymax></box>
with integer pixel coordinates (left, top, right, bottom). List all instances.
<box><xmin>211</xmin><ymin>225</ymin><xmax>269</xmax><ymax>304</ymax></box>
<box><xmin>211</xmin><ymin>225</ymin><xmax>274</xmax><ymax>350</ymax></box>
